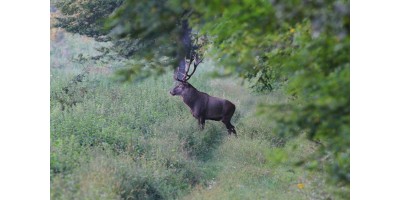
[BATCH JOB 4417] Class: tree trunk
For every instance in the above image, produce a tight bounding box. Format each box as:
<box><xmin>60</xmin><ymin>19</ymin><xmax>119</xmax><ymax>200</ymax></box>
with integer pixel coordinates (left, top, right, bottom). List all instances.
<box><xmin>176</xmin><ymin>19</ymin><xmax>192</xmax><ymax>80</ymax></box>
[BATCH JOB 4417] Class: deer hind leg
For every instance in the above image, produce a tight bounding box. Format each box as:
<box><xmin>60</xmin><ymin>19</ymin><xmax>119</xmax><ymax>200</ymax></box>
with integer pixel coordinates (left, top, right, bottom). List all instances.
<box><xmin>222</xmin><ymin>104</ymin><xmax>237</xmax><ymax>137</ymax></box>
<box><xmin>198</xmin><ymin>117</ymin><xmax>205</xmax><ymax>130</ymax></box>
<box><xmin>229</xmin><ymin>122</ymin><xmax>237</xmax><ymax>137</ymax></box>
<box><xmin>228</xmin><ymin>122</ymin><xmax>237</xmax><ymax>137</ymax></box>
<box><xmin>222</xmin><ymin>120</ymin><xmax>236</xmax><ymax>137</ymax></box>
<box><xmin>231</xmin><ymin>126</ymin><xmax>237</xmax><ymax>137</ymax></box>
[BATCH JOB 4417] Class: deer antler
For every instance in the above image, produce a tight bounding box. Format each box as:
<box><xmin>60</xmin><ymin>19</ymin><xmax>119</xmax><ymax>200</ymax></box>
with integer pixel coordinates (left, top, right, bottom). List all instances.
<box><xmin>174</xmin><ymin>34</ymin><xmax>206</xmax><ymax>83</ymax></box>
<box><xmin>184</xmin><ymin>54</ymin><xmax>203</xmax><ymax>81</ymax></box>
<box><xmin>183</xmin><ymin>34</ymin><xmax>205</xmax><ymax>81</ymax></box>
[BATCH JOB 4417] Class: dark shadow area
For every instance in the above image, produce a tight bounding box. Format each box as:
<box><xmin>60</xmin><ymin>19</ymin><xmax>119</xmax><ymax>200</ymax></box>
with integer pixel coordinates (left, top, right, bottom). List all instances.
<box><xmin>179</xmin><ymin>123</ymin><xmax>226</xmax><ymax>162</ymax></box>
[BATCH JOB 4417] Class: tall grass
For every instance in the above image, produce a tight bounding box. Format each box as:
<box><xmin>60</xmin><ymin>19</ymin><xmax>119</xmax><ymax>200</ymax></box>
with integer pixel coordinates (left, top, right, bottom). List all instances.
<box><xmin>51</xmin><ymin>33</ymin><xmax>346</xmax><ymax>199</ymax></box>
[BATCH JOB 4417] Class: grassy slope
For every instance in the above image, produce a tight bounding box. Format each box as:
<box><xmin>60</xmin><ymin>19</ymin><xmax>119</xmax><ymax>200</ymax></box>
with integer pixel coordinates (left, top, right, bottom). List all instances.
<box><xmin>50</xmin><ymin>33</ymin><xmax>346</xmax><ymax>199</ymax></box>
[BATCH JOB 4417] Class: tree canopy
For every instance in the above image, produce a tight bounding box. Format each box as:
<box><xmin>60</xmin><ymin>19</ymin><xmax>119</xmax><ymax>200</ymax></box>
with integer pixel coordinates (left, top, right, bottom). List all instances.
<box><xmin>54</xmin><ymin>0</ymin><xmax>350</xmax><ymax>186</ymax></box>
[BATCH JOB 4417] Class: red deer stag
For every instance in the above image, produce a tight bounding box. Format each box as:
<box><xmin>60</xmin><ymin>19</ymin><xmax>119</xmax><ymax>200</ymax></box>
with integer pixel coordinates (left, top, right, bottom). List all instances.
<box><xmin>170</xmin><ymin>56</ymin><xmax>237</xmax><ymax>136</ymax></box>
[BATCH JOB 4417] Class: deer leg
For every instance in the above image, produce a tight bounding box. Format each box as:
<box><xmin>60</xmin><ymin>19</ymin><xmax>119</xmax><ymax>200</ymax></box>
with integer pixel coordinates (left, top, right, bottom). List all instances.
<box><xmin>222</xmin><ymin>120</ymin><xmax>232</xmax><ymax>135</ymax></box>
<box><xmin>230</xmin><ymin>123</ymin><xmax>237</xmax><ymax>137</ymax></box>
<box><xmin>200</xmin><ymin>117</ymin><xmax>205</xmax><ymax>130</ymax></box>
<box><xmin>198</xmin><ymin>117</ymin><xmax>205</xmax><ymax>130</ymax></box>
<box><xmin>197</xmin><ymin>118</ymin><xmax>201</xmax><ymax>129</ymax></box>
<box><xmin>223</xmin><ymin>120</ymin><xmax>237</xmax><ymax>137</ymax></box>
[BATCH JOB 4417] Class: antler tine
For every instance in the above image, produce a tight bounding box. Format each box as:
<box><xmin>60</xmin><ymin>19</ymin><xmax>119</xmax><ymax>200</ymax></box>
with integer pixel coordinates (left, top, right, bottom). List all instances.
<box><xmin>183</xmin><ymin>52</ymin><xmax>195</xmax><ymax>81</ymax></box>
<box><xmin>194</xmin><ymin>53</ymin><xmax>204</xmax><ymax>66</ymax></box>
<box><xmin>184</xmin><ymin>54</ymin><xmax>203</xmax><ymax>81</ymax></box>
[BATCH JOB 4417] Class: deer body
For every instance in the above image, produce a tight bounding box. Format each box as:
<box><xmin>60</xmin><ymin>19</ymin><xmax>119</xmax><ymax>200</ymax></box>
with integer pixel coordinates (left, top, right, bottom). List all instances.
<box><xmin>170</xmin><ymin>82</ymin><xmax>237</xmax><ymax>136</ymax></box>
<box><xmin>171</xmin><ymin>35</ymin><xmax>236</xmax><ymax>135</ymax></box>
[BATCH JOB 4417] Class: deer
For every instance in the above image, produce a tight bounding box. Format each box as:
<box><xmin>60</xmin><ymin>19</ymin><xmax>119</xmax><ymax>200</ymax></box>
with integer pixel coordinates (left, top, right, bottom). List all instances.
<box><xmin>170</xmin><ymin>53</ymin><xmax>237</xmax><ymax>136</ymax></box>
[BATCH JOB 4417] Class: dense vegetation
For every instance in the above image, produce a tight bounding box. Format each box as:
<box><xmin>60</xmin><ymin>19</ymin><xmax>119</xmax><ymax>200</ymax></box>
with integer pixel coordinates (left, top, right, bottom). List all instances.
<box><xmin>51</xmin><ymin>33</ymin><xmax>348</xmax><ymax>199</ymax></box>
<box><xmin>51</xmin><ymin>0</ymin><xmax>349</xmax><ymax>199</ymax></box>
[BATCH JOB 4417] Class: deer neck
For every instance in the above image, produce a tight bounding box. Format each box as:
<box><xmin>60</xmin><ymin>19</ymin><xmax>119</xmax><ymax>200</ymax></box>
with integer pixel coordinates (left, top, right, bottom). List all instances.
<box><xmin>182</xmin><ymin>87</ymin><xmax>200</xmax><ymax>108</ymax></box>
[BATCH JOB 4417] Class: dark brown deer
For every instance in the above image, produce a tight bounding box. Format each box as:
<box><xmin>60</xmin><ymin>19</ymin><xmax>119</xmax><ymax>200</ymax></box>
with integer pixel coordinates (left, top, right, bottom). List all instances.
<box><xmin>170</xmin><ymin>55</ymin><xmax>237</xmax><ymax>136</ymax></box>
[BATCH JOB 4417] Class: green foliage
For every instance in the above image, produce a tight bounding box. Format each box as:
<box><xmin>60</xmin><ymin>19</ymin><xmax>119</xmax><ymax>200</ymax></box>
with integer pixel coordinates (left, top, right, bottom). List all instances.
<box><xmin>52</xmin><ymin>0</ymin><xmax>350</xmax><ymax>197</ymax></box>
<box><xmin>54</xmin><ymin>0</ymin><xmax>214</xmax><ymax>82</ymax></box>
<box><xmin>51</xmin><ymin>32</ymin><xmax>348</xmax><ymax>199</ymax></box>
<box><xmin>193</xmin><ymin>0</ymin><xmax>350</xmax><ymax>185</ymax></box>
<box><xmin>54</xmin><ymin>0</ymin><xmax>123</xmax><ymax>42</ymax></box>
<box><xmin>54</xmin><ymin>0</ymin><xmax>149</xmax><ymax>63</ymax></box>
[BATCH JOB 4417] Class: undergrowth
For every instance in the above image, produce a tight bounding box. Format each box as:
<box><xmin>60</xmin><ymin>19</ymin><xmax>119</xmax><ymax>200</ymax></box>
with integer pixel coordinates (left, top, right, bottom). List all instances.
<box><xmin>50</xmin><ymin>33</ymin><xmax>347</xmax><ymax>199</ymax></box>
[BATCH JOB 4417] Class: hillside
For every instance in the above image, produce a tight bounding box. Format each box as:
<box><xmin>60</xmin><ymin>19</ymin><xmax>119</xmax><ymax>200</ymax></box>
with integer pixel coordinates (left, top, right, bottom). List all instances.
<box><xmin>50</xmin><ymin>33</ymin><xmax>348</xmax><ymax>199</ymax></box>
